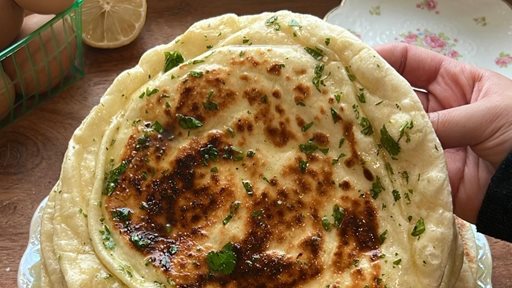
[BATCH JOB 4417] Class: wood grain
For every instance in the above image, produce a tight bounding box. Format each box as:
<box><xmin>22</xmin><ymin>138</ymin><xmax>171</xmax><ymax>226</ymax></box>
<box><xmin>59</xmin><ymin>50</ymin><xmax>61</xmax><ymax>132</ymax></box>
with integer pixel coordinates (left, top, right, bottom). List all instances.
<box><xmin>1</xmin><ymin>0</ymin><xmax>511</xmax><ymax>287</ymax></box>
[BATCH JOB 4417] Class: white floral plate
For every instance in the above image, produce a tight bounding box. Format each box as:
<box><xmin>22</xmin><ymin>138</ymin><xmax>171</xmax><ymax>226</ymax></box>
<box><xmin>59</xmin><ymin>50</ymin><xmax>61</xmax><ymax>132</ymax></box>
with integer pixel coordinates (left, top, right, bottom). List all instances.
<box><xmin>325</xmin><ymin>0</ymin><xmax>512</xmax><ymax>78</ymax></box>
<box><xmin>18</xmin><ymin>197</ymin><xmax>493</xmax><ymax>287</ymax></box>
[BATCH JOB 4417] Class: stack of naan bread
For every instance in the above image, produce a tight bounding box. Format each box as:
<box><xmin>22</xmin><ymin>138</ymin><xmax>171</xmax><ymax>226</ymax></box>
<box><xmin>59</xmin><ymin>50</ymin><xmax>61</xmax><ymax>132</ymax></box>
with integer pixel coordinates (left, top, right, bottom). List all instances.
<box><xmin>37</xmin><ymin>11</ymin><xmax>480</xmax><ymax>288</ymax></box>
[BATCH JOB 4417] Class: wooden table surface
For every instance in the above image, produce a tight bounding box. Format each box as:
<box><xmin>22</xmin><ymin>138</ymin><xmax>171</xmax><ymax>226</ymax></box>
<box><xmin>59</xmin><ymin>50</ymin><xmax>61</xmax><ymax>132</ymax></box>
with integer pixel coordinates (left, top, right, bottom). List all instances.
<box><xmin>1</xmin><ymin>0</ymin><xmax>511</xmax><ymax>287</ymax></box>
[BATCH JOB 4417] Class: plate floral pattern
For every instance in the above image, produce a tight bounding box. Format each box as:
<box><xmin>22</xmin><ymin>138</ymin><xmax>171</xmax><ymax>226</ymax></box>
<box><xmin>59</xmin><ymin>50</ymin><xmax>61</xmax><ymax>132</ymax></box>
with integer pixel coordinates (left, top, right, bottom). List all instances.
<box><xmin>325</xmin><ymin>0</ymin><xmax>512</xmax><ymax>78</ymax></box>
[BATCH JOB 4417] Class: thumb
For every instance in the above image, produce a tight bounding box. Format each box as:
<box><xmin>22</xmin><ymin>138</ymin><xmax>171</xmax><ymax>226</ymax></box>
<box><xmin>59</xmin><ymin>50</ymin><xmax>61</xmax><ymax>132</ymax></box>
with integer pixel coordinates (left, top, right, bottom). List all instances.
<box><xmin>428</xmin><ymin>103</ymin><xmax>488</xmax><ymax>149</ymax></box>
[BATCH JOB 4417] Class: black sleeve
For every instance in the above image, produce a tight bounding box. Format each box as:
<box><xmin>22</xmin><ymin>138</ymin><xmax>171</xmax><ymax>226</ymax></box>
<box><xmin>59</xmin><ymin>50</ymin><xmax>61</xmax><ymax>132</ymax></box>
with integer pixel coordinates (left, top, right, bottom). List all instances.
<box><xmin>476</xmin><ymin>153</ymin><xmax>512</xmax><ymax>242</ymax></box>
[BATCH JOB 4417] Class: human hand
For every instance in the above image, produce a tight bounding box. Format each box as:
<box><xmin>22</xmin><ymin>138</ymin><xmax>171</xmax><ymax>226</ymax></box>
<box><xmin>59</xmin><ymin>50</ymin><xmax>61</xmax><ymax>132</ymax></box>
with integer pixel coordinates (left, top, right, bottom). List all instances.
<box><xmin>375</xmin><ymin>43</ymin><xmax>512</xmax><ymax>223</ymax></box>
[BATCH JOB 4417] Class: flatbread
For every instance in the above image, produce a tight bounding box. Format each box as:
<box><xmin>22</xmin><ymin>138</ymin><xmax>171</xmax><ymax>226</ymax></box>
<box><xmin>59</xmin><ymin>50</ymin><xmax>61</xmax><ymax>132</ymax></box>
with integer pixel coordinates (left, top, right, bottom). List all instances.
<box><xmin>39</xmin><ymin>11</ymin><xmax>465</xmax><ymax>287</ymax></box>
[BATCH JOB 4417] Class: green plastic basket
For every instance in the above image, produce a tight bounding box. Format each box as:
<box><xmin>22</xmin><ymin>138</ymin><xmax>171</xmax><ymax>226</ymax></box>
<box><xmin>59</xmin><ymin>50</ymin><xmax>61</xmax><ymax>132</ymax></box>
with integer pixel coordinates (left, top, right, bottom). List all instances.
<box><xmin>0</xmin><ymin>0</ymin><xmax>84</xmax><ymax>128</ymax></box>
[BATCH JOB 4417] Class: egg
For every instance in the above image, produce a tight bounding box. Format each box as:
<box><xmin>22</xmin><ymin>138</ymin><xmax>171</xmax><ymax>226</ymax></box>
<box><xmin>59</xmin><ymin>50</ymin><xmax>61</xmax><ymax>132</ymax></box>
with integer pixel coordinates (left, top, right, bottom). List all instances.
<box><xmin>14</xmin><ymin>0</ymin><xmax>74</xmax><ymax>15</ymax></box>
<box><xmin>2</xmin><ymin>14</ymin><xmax>77</xmax><ymax>96</ymax></box>
<box><xmin>0</xmin><ymin>0</ymin><xmax>24</xmax><ymax>51</ymax></box>
<box><xmin>0</xmin><ymin>68</ymin><xmax>15</xmax><ymax>120</ymax></box>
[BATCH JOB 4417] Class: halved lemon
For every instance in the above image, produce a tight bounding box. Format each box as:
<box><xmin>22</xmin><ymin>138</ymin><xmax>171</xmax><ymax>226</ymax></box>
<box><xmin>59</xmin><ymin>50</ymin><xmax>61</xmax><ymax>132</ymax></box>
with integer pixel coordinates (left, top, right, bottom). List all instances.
<box><xmin>82</xmin><ymin>0</ymin><xmax>147</xmax><ymax>48</ymax></box>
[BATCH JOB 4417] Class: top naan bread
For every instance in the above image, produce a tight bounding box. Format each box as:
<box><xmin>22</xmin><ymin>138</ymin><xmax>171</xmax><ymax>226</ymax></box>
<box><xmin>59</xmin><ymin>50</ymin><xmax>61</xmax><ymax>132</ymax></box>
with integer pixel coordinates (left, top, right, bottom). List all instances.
<box><xmin>39</xmin><ymin>11</ymin><xmax>463</xmax><ymax>288</ymax></box>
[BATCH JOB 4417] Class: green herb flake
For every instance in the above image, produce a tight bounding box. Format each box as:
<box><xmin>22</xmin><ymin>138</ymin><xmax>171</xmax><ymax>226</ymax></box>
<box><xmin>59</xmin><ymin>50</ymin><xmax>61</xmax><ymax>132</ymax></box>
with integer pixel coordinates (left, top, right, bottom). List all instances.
<box><xmin>331</xmin><ymin>152</ymin><xmax>346</xmax><ymax>165</ymax></box>
<box><xmin>169</xmin><ymin>245</ymin><xmax>179</xmax><ymax>255</ymax></box>
<box><xmin>112</xmin><ymin>207</ymin><xmax>132</xmax><ymax>222</ymax></box>
<box><xmin>322</xmin><ymin>216</ymin><xmax>332</xmax><ymax>232</ymax></box>
<box><xmin>104</xmin><ymin>160</ymin><xmax>129</xmax><ymax>196</ymax></box>
<box><xmin>345</xmin><ymin>66</ymin><xmax>357</xmax><ymax>81</ymax></box>
<box><xmin>312</xmin><ymin>63</ymin><xmax>325</xmax><ymax>92</ymax></box>
<box><xmin>164</xmin><ymin>51</ymin><xmax>184</xmax><ymax>72</ymax></box>
<box><xmin>100</xmin><ymin>225</ymin><xmax>116</xmax><ymax>250</ymax></box>
<box><xmin>189</xmin><ymin>71</ymin><xmax>204</xmax><ymax>78</ymax></box>
<box><xmin>325</xmin><ymin>37</ymin><xmax>331</xmax><ymax>46</ymax></box>
<box><xmin>191</xmin><ymin>59</ymin><xmax>205</xmax><ymax>65</ymax></box>
<box><xmin>359</xmin><ymin>117</ymin><xmax>373</xmax><ymax>135</ymax></box>
<box><xmin>379</xmin><ymin>229</ymin><xmax>388</xmax><ymax>244</ymax></box>
<box><xmin>206</xmin><ymin>242</ymin><xmax>237</xmax><ymax>275</ymax></box>
<box><xmin>206</xmin><ymin>45</ymin><xmax>213</xmax><ymax>49</ymax></box>
<box><xmin>398</xmin><ymin>120</ymin><xmax>414</xmax><ymax>143</ymax></box>
<box><xmin>288</xmin><ymin>19</ymin><xmax>301</xmax><ymax>28</ymax></box>
<box><xmin>411</xmin><ymin>217</ymin><xmax>426</xmax><ymax>237</ymax></box>
<box><xmin>334</xmin><ymin>92</ymin><xmax>342</xmax><ymax>103</ymax></box>
<box><xmin>302</xmin><ymin>121</ymin><xmax>314</xmax><ymax>132</ymax></box>
<box><xmin>401</xmin><ymin>171</ymin><xmax>409</xmax><ymax>183</ymax></box>
<box><xmin>338</xmin><ymin>137</ymin><xmax>345</xmax><ymax>148</ymax></box>
<box><xmin>199</xmin><ymin>144</ymin><xmax>219</xmax><ymax>165</ymax></box>
<box><xmin>223</xmin><ymin>201</ymin><xmax>241</xmax><ymax>225</ymax></box>
<box><xmin>380</xmin><ymin>125</ymin><xmax>401</xmax><ymax>156</ymax></box>
<box><xmin>152</xmin><ymin>121</ymin><xmax>164</xmax><ymax>134</ymax></box>
<box><xmin>392</xmin><ymin>190</ymin><xmax>401</xmax><ymax>202</ymax></box>
<box><xmin>370</xmin><ymin>176</ymin><xmax>384</xmax><ymax>199</ymax></box>
<box><xmin>130</xmin><ymin>232</ymin><xmax>151</xmax><ymax>249</ymax></box>
<box><xmin>265</xmin><ymin>15</ymin><xmax>281</xmax><ymax>31</ymax></box>
<box><xmin>210</xmin><ymin>167</ymin><xmax>219</xmax><ymax>173</ymax></box>
<box><xmin>375</xmin><ymin>100</ymin><xmax>384</xmax><ymax>106</ymax></box>
<box><xmin>332</xmin><ymin>204</ymin><xmax>345</xmax><ymax>227</ymax></box>
<box><xmin>177</xmin><ymin>114</ymin><xmax>203</xmax><ymax>129</ymax></box>
<box><xmin>252</xmin><ymin>209</ymin><xmax>264</xmax><ymax>218</ymax></box>
<box><xmin>203</xmin><ymin>90</ymin><xmax>218</xmax><ymax>111</ymax></box>
<box><xmin>246</xmin><ymin>150</ymin><xmax>256</xmax><ymax>158</ymax></box>
<box><xmin>393</xmin><ymin>258</ymin><xmax>402</xmax><ymax>266</ymax></box>
<box><xmin>331</xmin><ymin>107</ymin><xmax>341</xmax><ymax>123</ymax></box>
<box><xmin>384</xmin><ymin>162</ymin><xmax>394</xmax><ymax>176</ymax></box>
<box><xmin>299</xmin><ymin>159</ymin><xmax>308</xmax><ymax>173</ymax></box>
<box><xmin>242</xmin><ymin>180</ymin><xmax>254</xmax><ymax>196</ymax></box>
<box><xmin>352</xmin><ymin>104</ymin><xmax>360</xmax><ymax>119</ymax></box>
<box><xmin>223</xmin><ymin>146</ymin><xmax>244</xmax><ymax>161</ymax></box>
<box><xmin>357</xmin><ymin>89</ymin><xmax>366</xmax><ymax>103</ymax></box>
<box><xmin>299</xmin><ymin>139</ymin><xmax>318</xmax><ymax>154</ymax></box>
<box><xmin>304</xmin><ymin>47</ymin><xmax>324</xmax><ymax>61</ymax></box>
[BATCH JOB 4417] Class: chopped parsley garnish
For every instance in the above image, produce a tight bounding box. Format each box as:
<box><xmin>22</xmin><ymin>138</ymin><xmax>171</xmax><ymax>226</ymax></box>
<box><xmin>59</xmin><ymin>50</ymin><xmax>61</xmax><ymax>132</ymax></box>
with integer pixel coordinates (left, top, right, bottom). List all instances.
<box><xmin>322</xmin><ymin>216</ymin><xmax>332</xmax><ymax>231</ymax></box>
<box><xmin>331</xmin><ymin>107</ymin><xmax>341</xmax><ymax>123</ymax></box>
<box><xmin>331</xmin><ymin>152</ymin><xmax>346</xmax><ymax>165</ymax></box>
<box><xmin>380</xmin><ymin>125</ymin><xmax>401</xmax><ymax>156</ymax></box>
<box><xmin>370</xmin><ymin>176</ymin><xmax>384</xmax><ymax>199</ymax></box>
<box><xmin>265</xmin><ymin>15</ymin><xmax>280</xmax><ymax>31</ymax></box>
<box><xmin>100</xmin><ymin>225</ymin><xmax>116</xmax><ymax>250</ymax></box>
<box><xmin>177</xmin><ymin>114</ymin><xmax>203</xmax><ymax>129</ymax></box>
<box><xmin>304</xmin><ymin>47</ymin><xmax>324</xmax><ymax>61</ymax></box>
<box><xmin>151</xmin><ymin>121</ymin><xmax>164</xmax><ymax>134</ymax></box>
<box><xmin>401</xmin><ymin>171</ymin><xmax>409</xmax><ymax>183</ymax></box>
<box><xmin>223</xmin><ymin>145</ymin><xmax>244</xmax><ymax>161</ymax></box>
<box><xmin>352</xmin><ymin>104</ymin><xmax>360</xmax><ymax>119</ymax></box>
<box><xmin>199</xmin><ymin>144</ymin><xmax>219</xmax><ymax>165</ymax></box>
<box><xmin>357</xmin><ymin>89</ymin><xmax>366</xmax><ymax>103</ymax></box>
<box><xmin>190</xmin><ymin>59</ymin><xmax>205</xmax><ymax>64</ymax></box>
<box><xmin>392</xmin><ymin>190</ymin><xmax>401</xmax><ymax>202</ymax></box>
<box><xmin>393</xmin><ymin>258</ymin><xmax>402</xmax><ymax>266</ymax></box>
<box><xmin>411</xmin><ymin>217</ymin><xmax>426</xmax><ymax>237</ymax></box>
<box><xmin>242</xmin><ymin>36</ymin><xmax>251</xmax><ymax>45</ymax></box>
<box><xmin>104</xmin><ymin>160</ymin><xmax>129</xmax><ymax>196</ymax></box>
<box><xmin>384</xmin><ymin>162</ymin><xmax>394</xmax><ymax>175</ymax></box>
<box><xmin>242</xmin><ymin>180</ymin><xmax>254</xmax><ymax>196</ymax></box>
<box><xmin>163</xmin><ymin>51</ymin><xmax>184</xmax><ymax>72</ymax></box>
<box><xmin>379</xmin><ymin>229</ymin><xmax>388</xmax><ymax>244</ymax></box>
<box><xmin>223</xmin><ymin>201</ymin><xmax>241</xmax><ymax>225</ymax></box>
<box><xmin>359</xmin><ymin>117</ymin><xmax>373</xmax><ymax>135</ymax></box>
<box><xmin>302</xmin><ymin>121</ymin><xmax>314</xmax><ymax>132</ymax></box>
<box><xmin>139</xmin><ymin>87</ymin><xmax>159</xmax><ymax>99</ymax></box>
<box><xmin>325</xmin><ymin>37</ymin><xmax>331</xmax><ymax>46</ymax></box>
<box><xmin>299</xmin><ymin>139</ymin><xmax>329</xmax><ymax>156</ymax></box>
<box><xmin>338</xmin><ymin>137</ymin><xmax>345</xmax><ymax>148</ymax></box>
<box><xmin>189</xmin><ymin>71</ymin><xmax>203</xmax><ymax>78</ymax></box>
<box><xmin>169</xmin><ymin>245</ymin><xmax>179</xmax><ymax>255</ymax></box>
<box><xmin>210</xmin><ymin>167</ymin><xmax>219</xmax><ymax>173</ymax></box>
<box><xmin>206</xmin><ymin>45</ymin><xmax>213</xmax><ymax>49</ymax></box>
<box><xmin>207</xmin><ymin>243</ymin><xmax>237</xmax><ymax>275</ymax></box>
<box><xmin>246</xmin><ymin>150</ymin><xmax>256</xmax><ymax>158</ymax></box>
<box><xmin>288</xmin><ymin>19</ymin><xmax>301</xmax><ymax>28</ymax></box>
<box><xmin>203</xmin><ymin>90</ymin><xmax>218</xmax><ymax>110</ymax></box>
<box><xmin>312</xmin><ymin>63</ymin><xmax>325</xmax><ymax>92</ymax></box>
<box><xmin>398</xmin><ymin>120</ymin><xmax>414</xmax><ymax>143</ymax></box>
<box><xmin>334</xmin><ymin>92</ymin><xmax>342</xmax><ymax>103</ymax></box>
<box><xmin>345</xmin><ymin>66</ymin><xmax>357</xmax><ymax>81</ymax></box>
<box><xmin>332</xmin><ymin>204</ymin><xmax>345</xmax><ymax>227</ymax></box>
<box><xmin>112</xmin><ymin>207</ymin><xmax>132</xmax><ymax>222</ymax></box>
<box><xmin>130</xmin><ymin>232</ymin><xmax>151</xmax><ymax>249</ymax></box>
<box><xmin>299</xmin><ymin>159</ymin><xmax>308</xmax><ymax>173</ymax></box>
